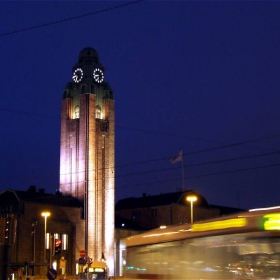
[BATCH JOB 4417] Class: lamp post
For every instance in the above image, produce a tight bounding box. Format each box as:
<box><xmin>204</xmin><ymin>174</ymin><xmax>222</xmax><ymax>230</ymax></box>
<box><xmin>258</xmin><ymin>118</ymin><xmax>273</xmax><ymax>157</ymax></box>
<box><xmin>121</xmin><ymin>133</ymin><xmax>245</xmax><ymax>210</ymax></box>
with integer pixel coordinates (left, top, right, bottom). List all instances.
<box><xmin>41</xmin><ymin>212</ymin><xmax>50</xmax><ymax>264</ymax></box>
<box><xmin>31</xmin><ymin>221</ymin><xmax>37</xmax><ymax>276</ymax></box>
<box><xmin>186</xmin><ymin>195</ymin><xmax>197</xmax><ymax>224</ymax></box>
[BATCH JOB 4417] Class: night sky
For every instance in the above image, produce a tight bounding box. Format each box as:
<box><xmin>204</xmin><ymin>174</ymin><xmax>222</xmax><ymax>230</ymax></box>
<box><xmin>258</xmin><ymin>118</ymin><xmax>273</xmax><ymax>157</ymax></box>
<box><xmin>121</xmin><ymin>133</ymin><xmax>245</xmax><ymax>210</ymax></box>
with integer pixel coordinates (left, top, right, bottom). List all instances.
<box><xmin>1</xmin><ymin>1</ymin><xmax>280</xmax><ymax>210</ymax></box>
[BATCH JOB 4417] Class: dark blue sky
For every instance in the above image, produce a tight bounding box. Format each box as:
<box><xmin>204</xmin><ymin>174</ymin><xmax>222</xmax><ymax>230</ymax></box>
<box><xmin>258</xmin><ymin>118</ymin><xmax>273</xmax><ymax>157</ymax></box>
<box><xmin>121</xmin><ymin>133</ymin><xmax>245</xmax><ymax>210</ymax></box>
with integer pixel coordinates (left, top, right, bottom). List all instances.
<box><xmin>1</xmin><ymin>1</ymin><xmax>280</xmax><ymax>210</ymax></box>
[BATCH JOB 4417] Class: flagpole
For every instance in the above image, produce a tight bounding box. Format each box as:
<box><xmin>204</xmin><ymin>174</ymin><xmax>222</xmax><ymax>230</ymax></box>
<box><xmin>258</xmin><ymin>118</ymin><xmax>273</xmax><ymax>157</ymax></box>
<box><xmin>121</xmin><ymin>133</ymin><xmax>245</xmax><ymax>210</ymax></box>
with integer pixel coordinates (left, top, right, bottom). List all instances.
<box><xmin>181</xmin><ymin>151</ymin><xmax>185</xmax><ymax>191</ymax></box>
<box><xmin>170</xmin><ymin>150</ymin><xmax>185</xmax><ymax>191</ymax></box>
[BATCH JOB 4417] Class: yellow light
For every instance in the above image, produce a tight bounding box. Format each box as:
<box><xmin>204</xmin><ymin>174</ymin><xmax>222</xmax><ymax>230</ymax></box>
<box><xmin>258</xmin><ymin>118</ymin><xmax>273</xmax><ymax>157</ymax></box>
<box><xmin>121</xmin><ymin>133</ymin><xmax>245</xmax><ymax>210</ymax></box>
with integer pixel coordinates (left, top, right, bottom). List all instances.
<box><xmin>143</xmin><ymin>231</ymin><xmax>180</xmax><ymax>238</ymax></box>
<box><xmin>191</xmin><ymin>218</ymin><xmax>247</xmax><ymax>232</ymax></box>
<box><xmin>41</xmin><ymin>212</ymin><xmax>50</xmax><ymax>218</ymax></box>
<box><xmin>95</xmin><ymin>268</ymin><xmax>105</xmax><ymax>272</ymax></box>
<box><xmin>186</xmin><ymin>195</ymin><xmax>197</xmax><ymax>224</ymax></box>
<box><xmin>263</xmin><ymin>214</ymin><xmax>280</xmax><ymax>230</ymax></box>
<box><xmin>186</xmin><ymin>195</ymin><xmax>197</xmax><ymax>202</ymax></box>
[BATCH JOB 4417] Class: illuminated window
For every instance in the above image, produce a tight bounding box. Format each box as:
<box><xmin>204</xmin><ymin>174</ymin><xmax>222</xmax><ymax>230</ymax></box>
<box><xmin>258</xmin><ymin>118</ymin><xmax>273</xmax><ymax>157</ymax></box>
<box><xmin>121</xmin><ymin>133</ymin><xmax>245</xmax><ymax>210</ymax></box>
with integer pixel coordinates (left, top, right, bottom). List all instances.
<box><xmin>46</xmin><ymin>233</ymin><xmax>50</xmax><ymax>249</ymax></box>
<box><xmin>96</xmin><ymin>105</ymin><xmax>101</xmax><ymax>119</ymax></box>
<box><xmin>52</xmin><ymin>260</ymin><xmax>57</xmax><ymax>271</ymax></box>
<box><xmin>62</xmin><ymin>234</ymin><xmax>68</xmax><ymax>250</ymax></box>
<box><xmin>75</xmin><ymin>105</ymin><xmax>79</xmax><ymax>119</ymax></box>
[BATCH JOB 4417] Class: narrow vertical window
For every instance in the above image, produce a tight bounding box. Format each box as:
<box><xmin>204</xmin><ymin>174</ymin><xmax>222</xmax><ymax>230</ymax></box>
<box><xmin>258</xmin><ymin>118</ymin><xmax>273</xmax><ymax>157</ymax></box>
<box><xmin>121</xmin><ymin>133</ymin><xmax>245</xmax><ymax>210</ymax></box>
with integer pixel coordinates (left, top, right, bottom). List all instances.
<box><xmin>75</xmin><ymin>105</ymin><xmax>79</xmax><ymax>119</ymax></box>
<box><xmin>46</xmin><ymin>233</ymin><xmax>50</xmax><ymax>249</ymax></box>
<box><xmin>62</xmin><ymin>234</ymin><xmax>68</xmax><ymax>250</ymax></box>
<box><xmin>96</xmin><ymin>105</ymin><xmax>101</xmax><ymax>119</ymax></box>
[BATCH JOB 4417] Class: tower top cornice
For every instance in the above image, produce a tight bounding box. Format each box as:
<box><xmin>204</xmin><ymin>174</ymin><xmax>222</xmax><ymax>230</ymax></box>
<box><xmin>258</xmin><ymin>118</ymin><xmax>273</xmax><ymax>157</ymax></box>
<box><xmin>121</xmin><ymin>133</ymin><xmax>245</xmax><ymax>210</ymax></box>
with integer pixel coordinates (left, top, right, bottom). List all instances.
<box><xmin>71</xmin><ymin>47</ymin><xmax>104</xmax><ymax>85</ymax></box>
<box><xmin>65</xmin><ymin>47</ymin><xmax>113</xmax><ymax>99</ymax></box>
<box><xmin>78</xmin><ymin>47</ymin><xmax>99</xmax><ymax>63</ymax></box>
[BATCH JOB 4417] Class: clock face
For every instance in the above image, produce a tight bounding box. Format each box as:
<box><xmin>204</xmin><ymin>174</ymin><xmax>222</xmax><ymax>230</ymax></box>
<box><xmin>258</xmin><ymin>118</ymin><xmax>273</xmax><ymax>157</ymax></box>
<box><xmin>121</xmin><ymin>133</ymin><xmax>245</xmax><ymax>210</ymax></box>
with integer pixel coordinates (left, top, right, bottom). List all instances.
<box><xmin>72</xmin><ymin>68</ymin><xmax>83</xmax><ymax>83</ymax></box>
<box><xmin>93</xmin><ymin>68</ymin><xmax>104</xmax><ymax>83</ymax></box>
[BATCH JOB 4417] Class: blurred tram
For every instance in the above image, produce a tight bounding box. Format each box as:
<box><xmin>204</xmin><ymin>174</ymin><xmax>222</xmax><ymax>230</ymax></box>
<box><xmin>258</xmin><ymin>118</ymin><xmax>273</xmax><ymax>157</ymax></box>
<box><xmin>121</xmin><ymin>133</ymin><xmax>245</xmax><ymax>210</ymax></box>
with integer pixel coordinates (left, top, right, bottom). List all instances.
<box><xmin>122</xmin><ymin>206</ymin><xmax>280</xmax><ymax>279</ymax></box>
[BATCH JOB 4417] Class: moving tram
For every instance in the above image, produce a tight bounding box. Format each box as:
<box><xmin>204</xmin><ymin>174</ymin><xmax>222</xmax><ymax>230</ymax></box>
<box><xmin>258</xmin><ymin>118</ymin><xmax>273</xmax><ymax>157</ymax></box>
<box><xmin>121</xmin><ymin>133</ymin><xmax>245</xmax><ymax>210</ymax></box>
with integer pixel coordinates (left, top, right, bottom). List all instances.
<box><xmin>122</xmin><ymin>207</ymin><xmax>280</xmax><ymax>279</ymax></box>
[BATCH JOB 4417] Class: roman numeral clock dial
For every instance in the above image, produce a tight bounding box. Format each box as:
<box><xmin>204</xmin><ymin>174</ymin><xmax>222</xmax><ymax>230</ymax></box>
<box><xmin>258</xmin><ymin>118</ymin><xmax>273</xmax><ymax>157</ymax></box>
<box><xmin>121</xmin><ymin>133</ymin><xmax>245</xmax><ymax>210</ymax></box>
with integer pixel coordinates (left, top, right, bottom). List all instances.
<box><xmin>93</xmin><ymin>68</ymin><xmax>104</xmax><ymax>83</ymax></box>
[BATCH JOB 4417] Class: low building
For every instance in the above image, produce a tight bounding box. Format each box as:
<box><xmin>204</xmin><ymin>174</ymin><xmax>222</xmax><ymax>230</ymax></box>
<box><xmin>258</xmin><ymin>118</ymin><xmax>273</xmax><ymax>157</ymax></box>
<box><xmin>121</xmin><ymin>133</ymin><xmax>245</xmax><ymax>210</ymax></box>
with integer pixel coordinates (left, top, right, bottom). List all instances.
<box><xmin>0</xmin><ymin>187</ymin><xmax>146</xmax><ymax>279</ymax></box>
<box><xmin>0</xmin><ymin>186</ymin><xmax>83</xmax><ymax>279</ymax></box>
<box><xmin>115</xmin><ymin>190</ymin><xmax>221</xmax><ymax>229</ymax></box>
<box><xmin>0</xmin><ymin>187</ymin><xmax>245</xmax><ymax>279</ymax></box>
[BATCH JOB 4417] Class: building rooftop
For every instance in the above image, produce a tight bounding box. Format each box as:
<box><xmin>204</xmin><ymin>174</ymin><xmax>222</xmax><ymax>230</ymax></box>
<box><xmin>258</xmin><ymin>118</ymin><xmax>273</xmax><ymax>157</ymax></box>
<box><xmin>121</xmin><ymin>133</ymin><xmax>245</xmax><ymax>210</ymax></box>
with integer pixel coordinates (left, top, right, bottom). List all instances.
<box><xmin>116</xmin><ymin>190</ymin><xmax>210</xmax><ymax>210</ymax></box>
<box><xmin>0</xmin><ymin>187</ymin><xmax>83</xmax><ymax>208</ymax></box>
<box><xmin>115</xmin><ymin>190</ymin><xmax>246</xmax><ymax>216</ymax></box>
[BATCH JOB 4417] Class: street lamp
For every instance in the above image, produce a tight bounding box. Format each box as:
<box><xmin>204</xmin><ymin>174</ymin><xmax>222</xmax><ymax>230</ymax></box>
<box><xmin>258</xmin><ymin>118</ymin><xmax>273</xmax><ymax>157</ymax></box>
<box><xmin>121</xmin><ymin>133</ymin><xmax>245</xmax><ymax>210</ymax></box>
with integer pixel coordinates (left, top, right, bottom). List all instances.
<box><xmin>41</xmin><ymin>212</ymin><xmax>50</xmax><ymax>263</ymax></box>
<box><xmin>186</xmin><ymin>195</ymin><xmax>197</xmax><ymax>224</ymax></box>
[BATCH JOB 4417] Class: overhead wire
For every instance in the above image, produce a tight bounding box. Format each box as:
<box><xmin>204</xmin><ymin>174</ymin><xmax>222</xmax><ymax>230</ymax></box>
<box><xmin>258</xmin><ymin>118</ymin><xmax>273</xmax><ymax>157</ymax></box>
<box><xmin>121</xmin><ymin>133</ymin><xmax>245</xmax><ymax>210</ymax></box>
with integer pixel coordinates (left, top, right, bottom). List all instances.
<box><xmin>119</xmin><ymin>162</ymin><xmax>280</xmax><ymax>190</ymax></box>
<box><xmin>116</xmin><ymin>150</ymin><xmax>280</xmax><ymax>178</ymax></box>
<box><xmin>0</xmin><ymin>0</ymin><xmax>146</xmax><ymax>37</ymax></box>
<box><xmin>1</xmin><ymin>0</ymin><xmax>279</xmax><ymax>192</ymax></box>
<box><xmin>1</xmin><ymin>144</ymin><xmax>280</xmax><ymax>189</ymax></box>
<box><xmin>2</xmin><ymin>105</ymin><xmax>280</xmax><ymax>167</ymax></box>
<box><xmin>1</xmin><ymin>0</ymin><xmax>279</xmax><ymax>206</ymax></box>
<box><xmin>116</xmin><ymin>132</ymin><xmax>280</xmax><ymax>167</ymax></box>
<box><xmin>1</xmin><ymin>102</ymin><xmax>280</xmax><ymax>189</ymax></box>
<box><xmin>27</xmin><ymin>160</ymin><xmax>280</xmax><ymax>192</ymax></box>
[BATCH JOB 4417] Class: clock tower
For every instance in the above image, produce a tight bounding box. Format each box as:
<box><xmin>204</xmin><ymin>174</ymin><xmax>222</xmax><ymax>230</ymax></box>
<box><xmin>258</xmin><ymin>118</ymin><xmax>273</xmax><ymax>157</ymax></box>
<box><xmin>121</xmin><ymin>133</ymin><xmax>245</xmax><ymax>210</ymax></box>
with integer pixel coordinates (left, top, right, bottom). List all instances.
<box><xmin>59</xmin><ymin>47</ymin><xmax>115</xmax><ymax>271</ymax></box>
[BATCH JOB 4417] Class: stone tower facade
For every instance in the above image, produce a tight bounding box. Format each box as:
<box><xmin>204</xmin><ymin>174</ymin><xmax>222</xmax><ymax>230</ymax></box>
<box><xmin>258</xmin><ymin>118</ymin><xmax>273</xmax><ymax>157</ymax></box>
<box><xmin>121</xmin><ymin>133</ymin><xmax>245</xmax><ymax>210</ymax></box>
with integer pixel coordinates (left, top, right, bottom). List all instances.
<box><xmin>59</xmin><ymin>47</ymin><xmax>115</xmax><ymax>272</ymax></box>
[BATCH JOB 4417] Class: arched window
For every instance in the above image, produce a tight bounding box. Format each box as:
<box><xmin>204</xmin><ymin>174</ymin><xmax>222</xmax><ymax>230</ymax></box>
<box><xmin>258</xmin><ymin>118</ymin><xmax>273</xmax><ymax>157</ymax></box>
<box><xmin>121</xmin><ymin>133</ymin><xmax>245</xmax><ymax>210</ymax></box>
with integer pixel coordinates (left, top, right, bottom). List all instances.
<box><xmin>96</xmin><ymin>105</ymin><xmax>101</xmax><ymax>119</ymax></box>
<box><xmin>75</xmin><ymin>105</ymin><xmax>79</xmax><ymax>119</ymax></box>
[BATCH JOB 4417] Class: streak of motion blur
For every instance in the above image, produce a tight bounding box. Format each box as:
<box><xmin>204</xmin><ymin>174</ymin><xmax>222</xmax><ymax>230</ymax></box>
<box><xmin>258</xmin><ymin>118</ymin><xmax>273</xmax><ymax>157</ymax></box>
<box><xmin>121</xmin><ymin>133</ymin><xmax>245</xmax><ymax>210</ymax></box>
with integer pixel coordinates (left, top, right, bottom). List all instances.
<box><xmin>122</xmin><ymin>207</ymin><xmax>280</xmax><ymax>279</ymax></box>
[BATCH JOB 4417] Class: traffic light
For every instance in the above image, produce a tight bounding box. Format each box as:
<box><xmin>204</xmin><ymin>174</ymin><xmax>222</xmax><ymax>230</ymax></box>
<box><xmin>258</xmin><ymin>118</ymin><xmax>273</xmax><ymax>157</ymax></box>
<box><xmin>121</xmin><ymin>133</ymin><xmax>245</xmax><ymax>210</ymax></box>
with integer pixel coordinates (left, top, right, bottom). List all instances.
<box><xmin>54</xmin><ymin>239</ymin><xmax>62</xmax><ymax>255</ymax></box>
<box><xmin>31</xmin><ymin>221</ymin><xmax>37</xmax><ymax>236</ymax></box>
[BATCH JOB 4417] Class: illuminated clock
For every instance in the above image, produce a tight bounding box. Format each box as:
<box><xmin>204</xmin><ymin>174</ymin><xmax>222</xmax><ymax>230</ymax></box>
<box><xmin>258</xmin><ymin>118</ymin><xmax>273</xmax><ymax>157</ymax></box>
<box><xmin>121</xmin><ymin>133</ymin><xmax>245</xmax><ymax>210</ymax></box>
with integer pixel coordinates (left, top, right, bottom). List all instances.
<box><xmin>93</xmin><ymin>68</ymin><xmax>104</xmax><ymax>83</ymax></box>
<box><xmin>72</xmin><ymin>68</ymin><xmax>83</xmax><ymax>83</ymax></box>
